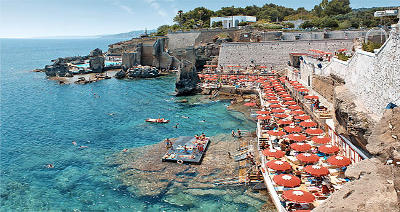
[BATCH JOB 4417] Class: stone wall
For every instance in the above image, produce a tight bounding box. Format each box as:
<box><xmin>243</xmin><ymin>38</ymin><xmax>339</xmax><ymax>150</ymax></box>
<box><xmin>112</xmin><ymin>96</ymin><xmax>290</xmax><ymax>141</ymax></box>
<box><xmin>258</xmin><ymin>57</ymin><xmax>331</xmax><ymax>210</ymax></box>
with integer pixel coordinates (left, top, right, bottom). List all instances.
<box><xmin>313</xmin><ymin>28</ymin><xmax>400</xmax><ymax>118</ymax></box>
<box><xmin>167</xmin><ymin>32</ymin><xmax>200</xmax><ymax>49</ymax></box>
<box><xmin>312</xmin><ymin>75</ymin><xmax>337</xmax><ymax>103</ymax></box>
<box><xmin>218</xmin><ymin>40</ymin><xmax>353</xmax><ymax>69</ymax></box>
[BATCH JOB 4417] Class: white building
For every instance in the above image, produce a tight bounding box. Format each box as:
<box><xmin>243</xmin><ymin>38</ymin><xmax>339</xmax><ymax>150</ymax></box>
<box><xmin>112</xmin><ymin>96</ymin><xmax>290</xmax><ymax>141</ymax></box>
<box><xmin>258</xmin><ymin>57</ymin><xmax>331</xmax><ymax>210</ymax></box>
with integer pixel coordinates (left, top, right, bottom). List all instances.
<box><xmin>210</xmin><ymin>16</ymin><xmax>257</xmax><ymax>28</ymax></box>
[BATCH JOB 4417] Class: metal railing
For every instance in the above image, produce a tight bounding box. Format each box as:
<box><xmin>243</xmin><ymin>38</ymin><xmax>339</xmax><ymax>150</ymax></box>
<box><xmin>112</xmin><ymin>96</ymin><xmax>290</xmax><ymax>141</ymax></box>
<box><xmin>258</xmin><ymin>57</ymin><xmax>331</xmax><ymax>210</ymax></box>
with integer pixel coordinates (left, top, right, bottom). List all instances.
<box><xmin>327</xmin><ymin>125</ymin><xmax>370</xmax><ymax>163</ymax></box>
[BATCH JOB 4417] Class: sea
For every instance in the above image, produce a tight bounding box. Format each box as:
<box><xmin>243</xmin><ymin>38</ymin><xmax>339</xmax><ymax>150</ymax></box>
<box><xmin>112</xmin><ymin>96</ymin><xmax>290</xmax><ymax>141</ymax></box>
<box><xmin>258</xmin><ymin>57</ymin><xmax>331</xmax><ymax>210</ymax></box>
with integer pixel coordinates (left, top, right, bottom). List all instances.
<box><xmin>0</xmin><ymin>39</ymin><xmax>261</xmax><ymax>211</ymax></box>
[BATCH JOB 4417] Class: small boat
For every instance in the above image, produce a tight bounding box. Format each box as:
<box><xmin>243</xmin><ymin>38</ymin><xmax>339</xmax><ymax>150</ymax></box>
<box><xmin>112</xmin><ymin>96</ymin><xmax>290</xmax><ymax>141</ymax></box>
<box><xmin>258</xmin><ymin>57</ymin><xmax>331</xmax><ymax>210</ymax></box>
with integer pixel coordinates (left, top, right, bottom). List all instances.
<box><xmin>145</xmin><ymin>118</ymin><xmax>170</xmax><ymax>123</ymax></box>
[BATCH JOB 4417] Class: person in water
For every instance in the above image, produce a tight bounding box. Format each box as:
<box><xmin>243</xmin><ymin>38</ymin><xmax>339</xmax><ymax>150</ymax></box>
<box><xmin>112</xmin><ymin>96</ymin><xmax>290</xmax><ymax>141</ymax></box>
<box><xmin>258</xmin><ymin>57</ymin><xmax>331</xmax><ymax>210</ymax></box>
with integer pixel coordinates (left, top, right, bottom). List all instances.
<box><xmin>123</xmin><ymin>148</ymin><xmax>128</xmax><ymax>152</ymax></box>
<box><xmin>72</xmin><ymin>141</ymin><xmax>77</xmax><ymax>146</ymax></box>
<box><xmin>237</xmin><ymin>129</ymin><xmax>242</xmax><ymax>137</ymax></box>
<box><xmin>46</xmin><ymin>164</ymin><xmax>54</xmax><ymax>168</ymax></box>
<box><xmin>231</xmin><ymin>130</ymin><xmax>236</xmax><ymax>137</ymax></box>
<box><xmin>79</xmin><ymin>146</ymin><xmax>88</xmax><ymax>149</ymax></box>
<box><xmin>173</xmin><ymin>123</ymin><xmax>179</xmax><ymax>128</ymax></box>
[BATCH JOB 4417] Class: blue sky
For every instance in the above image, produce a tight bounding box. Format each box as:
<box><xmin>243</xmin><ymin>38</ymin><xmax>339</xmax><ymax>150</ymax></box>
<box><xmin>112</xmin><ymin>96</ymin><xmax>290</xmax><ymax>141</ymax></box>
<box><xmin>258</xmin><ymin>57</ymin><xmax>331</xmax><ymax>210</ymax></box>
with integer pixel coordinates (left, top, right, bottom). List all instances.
<box><xmin>1</xmin><ymin>0</ymin><xmax>398</xmax><ymax>38</ymax></box>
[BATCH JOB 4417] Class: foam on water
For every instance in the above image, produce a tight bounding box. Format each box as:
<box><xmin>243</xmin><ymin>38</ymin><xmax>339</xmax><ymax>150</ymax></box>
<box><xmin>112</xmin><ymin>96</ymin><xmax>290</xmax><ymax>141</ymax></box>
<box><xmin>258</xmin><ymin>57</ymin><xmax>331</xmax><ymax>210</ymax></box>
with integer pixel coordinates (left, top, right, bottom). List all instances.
<box><xmin>0</xmin><ymin>39</ymin><xmax>263</xmax><ymax>211</ymax></box>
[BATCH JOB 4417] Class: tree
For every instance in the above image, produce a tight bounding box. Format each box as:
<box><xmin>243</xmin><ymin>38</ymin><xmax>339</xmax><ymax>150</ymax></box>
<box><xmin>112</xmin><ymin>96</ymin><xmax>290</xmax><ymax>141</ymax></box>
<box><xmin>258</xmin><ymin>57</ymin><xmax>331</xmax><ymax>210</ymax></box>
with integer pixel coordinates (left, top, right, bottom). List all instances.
<box><xmin>212</xmin><ymin>21</ymin><xmax>223</xmax><ymax>28</ymax></box>
<box><xmin>324</xmin><ymin>0</ymin><xmax>351</xmax><ymax>16</ymax></box>
<box><xmin>156</xmin><ymin>25</ymin><xmax>170</xmax><ymax>36</ymax></box>
<box><xmin>300</xmin><ymin>21</ymin><xmax>315</xmax><ymax>29</ymax></box>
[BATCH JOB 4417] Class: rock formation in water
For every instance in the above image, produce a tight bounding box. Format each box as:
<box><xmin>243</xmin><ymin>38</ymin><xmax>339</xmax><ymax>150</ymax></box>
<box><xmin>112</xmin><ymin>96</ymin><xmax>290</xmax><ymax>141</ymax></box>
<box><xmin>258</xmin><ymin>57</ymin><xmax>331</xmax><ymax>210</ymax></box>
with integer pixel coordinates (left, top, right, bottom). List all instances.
<box><xmin>175</xmin><ymin>60</ymin><xmax>200</xmax><ymax>96</ymax></box>
<box><xmin>89</xmin><ymin>48</ymin><xmax>105</xmax><ymax>73</ymax></box>
<box><xmin>115</xmin><ymin>66</ymin><xmax>159</xmax><ymax>79</ymax></box>
<box><xmin>44</xmin><ymin>59</ymin><xmax>73</xmax><ymax>77</ymax></box>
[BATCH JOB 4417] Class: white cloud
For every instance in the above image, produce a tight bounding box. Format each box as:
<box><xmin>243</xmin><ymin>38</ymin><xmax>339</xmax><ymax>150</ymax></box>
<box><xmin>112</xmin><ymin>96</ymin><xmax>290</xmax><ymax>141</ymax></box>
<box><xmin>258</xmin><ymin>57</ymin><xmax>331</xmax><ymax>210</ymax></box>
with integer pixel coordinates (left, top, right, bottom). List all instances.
<box><xmin>145</xmin><ymin>0</ymin><xmax>168</xmax><ymax>17</ymax></box>
<box><xmin>108</xmin><ymin>0</ymin><xmax>135</xmax><ymax>15</ymax></box>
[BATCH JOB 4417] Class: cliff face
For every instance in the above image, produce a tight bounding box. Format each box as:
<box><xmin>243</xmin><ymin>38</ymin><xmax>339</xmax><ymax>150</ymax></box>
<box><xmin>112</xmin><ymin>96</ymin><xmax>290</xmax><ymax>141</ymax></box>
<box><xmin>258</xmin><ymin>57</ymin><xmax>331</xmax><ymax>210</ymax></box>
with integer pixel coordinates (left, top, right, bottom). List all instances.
<box><xmin>316</xmin><ymin>107</ymin><xmax>400</xmax><ymax>212</ymax></box>
<box><xmin>175</xmin><ymin>60</ymin><xmax>200</xmax><ymax>96</ymax></box>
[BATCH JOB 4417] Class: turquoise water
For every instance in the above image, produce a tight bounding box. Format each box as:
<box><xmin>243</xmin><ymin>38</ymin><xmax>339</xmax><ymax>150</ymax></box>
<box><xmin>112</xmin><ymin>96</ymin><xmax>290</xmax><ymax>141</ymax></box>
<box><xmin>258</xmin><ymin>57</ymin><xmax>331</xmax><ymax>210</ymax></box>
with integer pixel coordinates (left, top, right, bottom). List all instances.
<box><xmin>75</xmin><ymin>61</ymin><xmax>120</xmax><ymax>68</ymax></box>
<box><xmin>0</xmin><ymin>39</ymin><xmax>257</xmax><ymax>211</ymax></box>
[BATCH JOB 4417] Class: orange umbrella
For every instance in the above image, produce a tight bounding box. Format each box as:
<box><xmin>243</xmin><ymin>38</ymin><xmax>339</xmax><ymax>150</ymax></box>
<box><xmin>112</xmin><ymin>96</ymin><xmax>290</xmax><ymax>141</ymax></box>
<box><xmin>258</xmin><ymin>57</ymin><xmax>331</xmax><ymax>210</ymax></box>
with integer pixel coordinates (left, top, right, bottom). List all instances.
<box><xmin>311</xmin><ymin>136</ymin><xmax>331</xmax><ymax>144</ymax></box>
<box><xmin>274</xmin><ymin>113</ymin><xmax>289</xmax><ymax>119</ymax></box>
<box><xmin>289</xmin><ymin>105</ymin><xmax>301</xmax><ymax>110</ymax></box>
<box><xmin>273</xmin><ymin>174</ymin><xmax>301</xmax><ymax>188</ymax></box>
<box><xmin>304</xmin><ymin>95</ymin><xmax>319</xmax><ymax>100</ymax></box>
<box><xmin>296</xmin><ymin>153</ymin><xmax>320</xmax><ymax>164</ymax></box>
<box><xmin>283</xmin><ymin>101</ymin><xmax>297</xmax><ymax>105</ymax></box>
<box><xmin>266</xmin><ymin>160</ymin><xmax>291</xmax><ymax>171</ymax></box>
<box><xmin>318</xmin><ymin>144</ymin><xmax>340</xmax><ymax>154</ymax></box>
<box><xmin>244</xmin><ymin>102</ymin><xmax>256</xmax><ymax>107</ymax></box>
<box><xmin>267</xmin><ymin>130</ymin><xmax>286</xmax><ymax>137</ymax></box>
<box><xmin>290</xmin><ymin>110</ymin><xmax>305</xmax><ymax>115</ymax></box>
<box><xmin>262</xmin><ymin>149</ymin><xmax>285</xmax><ymax>158</ymax></box>
<box><xmin>280</xmin><ymin>94</ymin><xmax>291</xmax><ymax>98</ymax></box>
<box><xmin>268</xmin><ymin>100</ymin><xmax>280</xmax><ymax>104</ymax></box>
<box><xmin>305</xmin><ymin>128</ymin><xmax>324</xmax><ymax>135</ymax></box>
<box><xmin>278</xmin><ymin>120</ymin><xmax>293</xmax><ymax>125</ymax></box>
<box><xmin>304</xmin><ymin>165</ymin><xmax>329</xmax><ymax>177</ymax></box>
<box><xmin>298</xmin><ymin>88</ymin><xmax>309</xmax><ymax>92</ymax></box>
<box><xmin>290</xmin><ymin>142</ymin><xmax>311</xmax><ymax>152</ymax></box>
<box><xmin>327</xmin><ymin>155</ymin><xmax>351</xmax><ymax>167</ymax></box>
<box><xmin>300</xmin><ymin>120</ymin><xmax>317</xmax><ymax>128</ymax></box>
<box><xmin>295</xmin><ymin>115</ymin><xmax>311</xmax><ymax>120</ymax></box>
<box><xmin>284</xmin><ymin>126</ymin><xmax>302</xmax><ymax>133</ymax></box>
<box><xmin>271</xmin><ymin>108</ymin><xmax>285</xmax><ymax>113</ymax></box>
<box><xmin>269</xmin><ymin>104</ymin><xmax>281</xmax><ymax>108</ymax></box>
<box><xmin>282</xmin><ymin>190</ymin><xmax>315</xmax><ymax>203</ymax></box>
<box><xmin>288</xmin><ymin>134</ymin><xmax>307</xmax><ymax>142</ymax></box>
<box><xmin>257</xmin><ymin>115</ymin><xmax>272</xmax><ymax>120</ymax></box>
<box><xmin>283</xmin><ymin>97</ymin><xmax>293</xmax><ymax>101</ymax></box>
<box><xmin>267</xmin><ymin>96</ymin><xmax>278</xmax><ymax>100</ymax></box>
<box><xmin>256</xmin><ymin>110</ymin><xmax>270</xmax><ymax>115</ymax></box>
<box><xmin>264</xmin><ymin>93</ymin><xmax>276</xmax><ymax>97</ymax></box>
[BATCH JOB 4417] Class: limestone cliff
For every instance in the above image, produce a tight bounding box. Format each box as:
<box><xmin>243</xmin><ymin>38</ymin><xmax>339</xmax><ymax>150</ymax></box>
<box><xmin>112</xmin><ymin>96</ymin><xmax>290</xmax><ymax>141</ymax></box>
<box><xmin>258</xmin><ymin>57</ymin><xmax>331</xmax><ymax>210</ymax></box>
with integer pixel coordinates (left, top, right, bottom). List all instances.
<box><xmin>175</xmin><ymin>60</ymin><xmax>200</xmax><ymax>96</ymax></box>
<box><xmin>315</xmin><ymin>107</ymin><xmax>400</xmax><ymax>212</ymax></box>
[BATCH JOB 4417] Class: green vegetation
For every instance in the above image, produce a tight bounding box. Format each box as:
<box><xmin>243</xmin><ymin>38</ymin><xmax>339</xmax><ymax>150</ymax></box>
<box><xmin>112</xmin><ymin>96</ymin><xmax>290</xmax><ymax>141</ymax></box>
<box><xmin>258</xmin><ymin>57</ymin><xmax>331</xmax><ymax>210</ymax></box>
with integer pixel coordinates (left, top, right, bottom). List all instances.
<box><xmin>337</xmin><ymin>52</ymin><xmax>351</xmax><ymax>61</ymax></box>
<box><xmin>362</xmin><ymin>41</ymin><xmax>383</xmax><ymax>53</ymax></box>
<box><xmin>154</xmin><ymin>1</ymin><xmax>398</xmax><ymax>35</ymax></box>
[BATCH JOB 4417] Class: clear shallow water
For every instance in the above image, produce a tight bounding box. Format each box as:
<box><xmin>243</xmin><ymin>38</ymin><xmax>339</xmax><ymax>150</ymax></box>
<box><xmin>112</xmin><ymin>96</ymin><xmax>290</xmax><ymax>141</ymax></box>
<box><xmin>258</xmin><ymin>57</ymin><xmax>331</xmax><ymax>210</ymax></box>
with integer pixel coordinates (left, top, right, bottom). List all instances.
<box><xmin>0</xmin><ymin>39</ymin><xmax>258</xmax><ymax>211</ymax></box>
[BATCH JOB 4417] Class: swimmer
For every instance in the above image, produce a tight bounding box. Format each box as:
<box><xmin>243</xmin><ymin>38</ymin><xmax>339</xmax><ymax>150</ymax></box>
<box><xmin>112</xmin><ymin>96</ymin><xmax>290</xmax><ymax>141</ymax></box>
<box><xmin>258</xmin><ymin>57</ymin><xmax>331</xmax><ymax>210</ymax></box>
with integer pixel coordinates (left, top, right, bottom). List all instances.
<box><xmin>79</xmin><ymin>146</ymin><xmax>88</xmax><ymax>149</ymax></box>
<box><xmin>181</xmin><ymin>116</ymin><xmax>189</xmax><ymax>119</ymax></box>
<box><xmin>46</xmin><ymin>164</ymin><xmax>54</xmax><ymax>168</ymax></box>
<box><xmin>122</xmin><ymin>148</ymin><xmax>128</xmax><ymax>152</ymax></box>
<box><xmin>108</xmin><ymin>113</ymin><xmax>115</xmax><ymax>116</ymax></box>
<box><xmin>199</xmin><ymin>120</ymin><xmax>206</xmax><ymax>122</ymax></box>
<box><xmin>72</xmin><ymin>141</ymin><xmax>77</xmax><ymax>146</ymax></box>
<box><xmin>173</xmin><ymin>123</ymin><xmax>179</xmax><ymax>128</ymax></box>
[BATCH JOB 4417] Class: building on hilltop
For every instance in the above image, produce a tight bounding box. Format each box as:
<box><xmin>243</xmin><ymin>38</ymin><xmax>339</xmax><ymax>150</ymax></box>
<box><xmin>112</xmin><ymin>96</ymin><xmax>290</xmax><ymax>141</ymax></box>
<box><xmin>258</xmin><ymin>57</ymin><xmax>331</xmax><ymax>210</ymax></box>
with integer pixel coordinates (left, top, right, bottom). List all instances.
<box><xmin>210</xmin><ymin>16</ymin><xmax>256</xmax><ymax>28</ymax></box>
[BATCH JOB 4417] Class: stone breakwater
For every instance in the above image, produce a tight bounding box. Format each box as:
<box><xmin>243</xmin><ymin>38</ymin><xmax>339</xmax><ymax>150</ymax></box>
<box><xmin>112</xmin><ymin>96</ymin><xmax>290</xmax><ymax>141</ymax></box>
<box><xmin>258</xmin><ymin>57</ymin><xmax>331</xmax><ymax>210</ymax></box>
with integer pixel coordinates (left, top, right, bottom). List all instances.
<box><xmin>107</xmin><ymin>134</ymin><xmax>275</xmax><ymax>211</ymax></box>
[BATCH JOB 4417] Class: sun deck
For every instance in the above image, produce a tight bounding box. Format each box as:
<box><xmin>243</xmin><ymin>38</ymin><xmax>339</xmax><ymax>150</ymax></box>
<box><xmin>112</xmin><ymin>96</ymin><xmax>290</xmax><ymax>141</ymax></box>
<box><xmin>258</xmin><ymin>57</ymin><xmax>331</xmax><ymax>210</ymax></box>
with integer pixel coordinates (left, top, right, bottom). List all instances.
<box><xmin>162</xmin><ymin>136</ymin><xmax>210</xmax><ymax>164</ymax></box>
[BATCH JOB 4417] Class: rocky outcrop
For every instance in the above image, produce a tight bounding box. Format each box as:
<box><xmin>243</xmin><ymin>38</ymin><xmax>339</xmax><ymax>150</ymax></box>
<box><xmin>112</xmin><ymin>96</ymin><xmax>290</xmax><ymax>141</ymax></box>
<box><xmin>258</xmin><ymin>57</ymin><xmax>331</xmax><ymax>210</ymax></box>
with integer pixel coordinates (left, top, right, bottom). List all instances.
<box><xmin>367</xmin><ymin>107</ymin><xmax>400</xmax><ymax>161</ymax></box>
<box><xmin>114</xmin><ymin>66</ymin><xmax>159</xmax><ymax>79</ymax></box>
<box><xmin>314</xmin><ymin>158</ymin><xmax>399</xmax><ymax>212</ymax></box>
<box><xmin>44</xmin><ymin>62</ymin><xmax>72</xmax><ymax>77</ymax></box>
<box><xmin>175</xmin><ymin>60</ymin><xmax>200</xmax><ymax>96</ymax></box>
<box><xmin>334</xmin><ymin>85</ymin><xmax>377</xmax><ymax>149</ymax></box>
<box><xmin>89</xmin><ymin>49</ymin><xmax>105</xmax><ymax>73</ymax></box>
<box><xmin>89</xmin><ymin>56</ymin><xmax>105</xmax><ymax>73</ymax></box>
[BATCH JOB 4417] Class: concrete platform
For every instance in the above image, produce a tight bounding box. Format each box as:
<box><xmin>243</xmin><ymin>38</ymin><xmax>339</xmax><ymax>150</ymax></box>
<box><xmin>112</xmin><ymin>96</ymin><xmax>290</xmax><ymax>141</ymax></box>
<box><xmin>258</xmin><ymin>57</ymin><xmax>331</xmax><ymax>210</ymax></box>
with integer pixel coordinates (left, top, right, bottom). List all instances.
<box><xmin>162</xmin><ymin>136</ymin><xmax>210</xmax><ymax>164</ymax></box>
